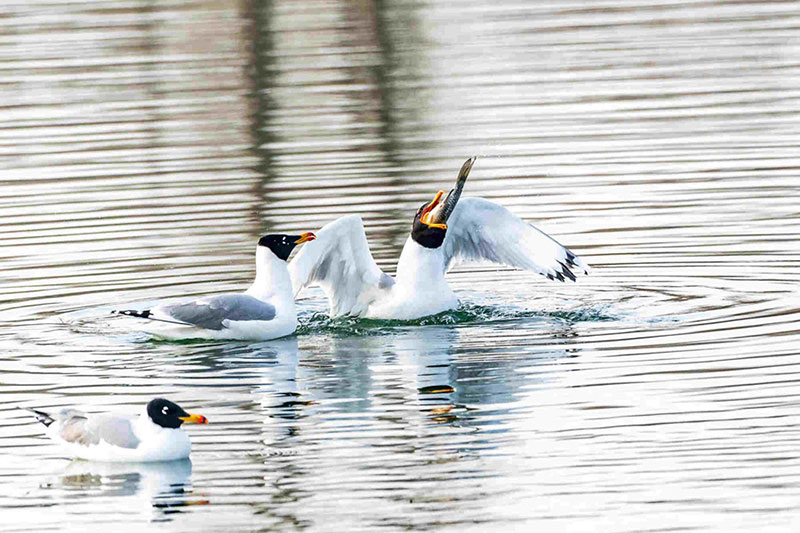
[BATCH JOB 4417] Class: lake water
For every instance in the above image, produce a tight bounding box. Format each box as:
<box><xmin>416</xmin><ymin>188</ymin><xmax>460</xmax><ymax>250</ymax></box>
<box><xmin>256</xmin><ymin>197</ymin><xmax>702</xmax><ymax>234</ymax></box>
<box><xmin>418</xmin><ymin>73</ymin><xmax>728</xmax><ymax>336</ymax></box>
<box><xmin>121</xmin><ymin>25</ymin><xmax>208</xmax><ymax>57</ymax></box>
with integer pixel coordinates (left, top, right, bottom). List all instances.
<box><xmin>2</xmin><ymin>0</ymin><xmax>800</xmax><ymax>531</ymax></box>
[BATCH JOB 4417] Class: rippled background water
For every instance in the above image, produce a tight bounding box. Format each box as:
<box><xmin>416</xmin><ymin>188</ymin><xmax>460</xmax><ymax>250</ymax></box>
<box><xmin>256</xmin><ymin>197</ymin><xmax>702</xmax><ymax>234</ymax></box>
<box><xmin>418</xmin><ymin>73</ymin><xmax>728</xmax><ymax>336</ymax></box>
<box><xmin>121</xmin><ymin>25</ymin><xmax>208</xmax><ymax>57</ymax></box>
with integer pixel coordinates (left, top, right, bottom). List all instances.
<box><xmin>2</xmin><ymin>0</ymin><xmax>800</xmax><ymax>531</ymax></box>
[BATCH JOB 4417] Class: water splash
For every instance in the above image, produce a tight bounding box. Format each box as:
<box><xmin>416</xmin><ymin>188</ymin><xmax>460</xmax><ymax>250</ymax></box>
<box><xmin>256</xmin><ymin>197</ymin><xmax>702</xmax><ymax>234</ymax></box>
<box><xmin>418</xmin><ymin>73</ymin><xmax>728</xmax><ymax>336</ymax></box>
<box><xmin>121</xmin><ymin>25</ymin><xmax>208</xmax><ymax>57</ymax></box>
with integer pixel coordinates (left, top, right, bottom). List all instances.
<box><xmin>295</xmin><ymin>303</ymin><xmax>618</xmax><ymax>337</ymax></box>
<box><xmin>57</xmin><ymin>301</ymin><xmax>620</xmax><ymax>344</ymax></box>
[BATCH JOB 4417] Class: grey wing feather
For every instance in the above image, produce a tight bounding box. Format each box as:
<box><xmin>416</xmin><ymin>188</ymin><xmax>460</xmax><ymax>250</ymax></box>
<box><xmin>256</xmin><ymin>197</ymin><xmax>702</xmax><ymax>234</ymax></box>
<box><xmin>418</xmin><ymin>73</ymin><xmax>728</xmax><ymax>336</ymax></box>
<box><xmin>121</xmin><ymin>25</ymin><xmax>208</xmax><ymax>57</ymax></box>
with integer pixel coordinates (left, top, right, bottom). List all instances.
<box><xmin>161</xmin><ymin>294</ymin><xmax>277</xmax><ymax>330</ymax></box>
<box><xmin>443</xmin><ymin>197</ymin><xmax>589</xmax><ymax>281</ymax></box>
<box><xmin>55</xmin><ymin>410</ymin><xmax>141</xmax><ymax>449</ymax></box>
<box><xmin>87</xmin><ymin>414</ymin><xmax>141</xmax><ymax>449</ymax></box>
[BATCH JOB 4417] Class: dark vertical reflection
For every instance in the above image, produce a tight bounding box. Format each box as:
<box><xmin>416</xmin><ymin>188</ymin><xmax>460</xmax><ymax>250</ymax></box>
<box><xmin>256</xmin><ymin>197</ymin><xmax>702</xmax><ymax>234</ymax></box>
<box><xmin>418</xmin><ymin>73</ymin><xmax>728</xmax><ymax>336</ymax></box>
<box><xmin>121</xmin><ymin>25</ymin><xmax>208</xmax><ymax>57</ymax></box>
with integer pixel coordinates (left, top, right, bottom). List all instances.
<box><xmin>371</xmin><ymin>0</ymin><xmax>427</xmax><ymax>156</ymax></box>
<box><xmin>137</xmin><ymin>0</ymin><xmax>164</xmax><ymax>177</ymax></box>
<box><xmin>340</xmin><ymin>0</ymin><xmax>408</xmax><ymax>246</ymax></box>
<box><xmin>239</xmin><ymin>0</ymin><xmax>430</xmax><ymax>262</ymax></box>
<box><xmin>243</xmin><ymin>0</ymin><xmax>278</xmax><ymax>237</ymax></box>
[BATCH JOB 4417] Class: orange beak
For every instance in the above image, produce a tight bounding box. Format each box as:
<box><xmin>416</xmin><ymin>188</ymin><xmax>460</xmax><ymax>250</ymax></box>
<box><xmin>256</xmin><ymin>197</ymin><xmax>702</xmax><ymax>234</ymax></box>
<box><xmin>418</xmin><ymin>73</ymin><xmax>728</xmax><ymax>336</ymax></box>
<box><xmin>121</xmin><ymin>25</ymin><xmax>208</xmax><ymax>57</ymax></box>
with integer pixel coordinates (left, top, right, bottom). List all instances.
<box><xmin>419</xmin><ymin>190</ymin><xmax>448</xmax><ymax>230</ymax></box>
<box><xmin>294</xmin><ymin>232</ymin><xmax>316</xmax><ymax>244</ymax></box>
<box><xmin>179</xmin><ymin>413</ymin><xmax>208</xmax><ymax>424</ymax></box>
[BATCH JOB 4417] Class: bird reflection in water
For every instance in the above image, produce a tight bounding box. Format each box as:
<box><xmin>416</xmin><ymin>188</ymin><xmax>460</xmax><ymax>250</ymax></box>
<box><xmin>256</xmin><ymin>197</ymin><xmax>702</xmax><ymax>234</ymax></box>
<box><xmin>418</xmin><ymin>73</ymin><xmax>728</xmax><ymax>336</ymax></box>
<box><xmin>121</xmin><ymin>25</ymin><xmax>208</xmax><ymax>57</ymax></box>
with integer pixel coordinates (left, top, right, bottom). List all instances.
<box><xmin>57</xmin><ymin>459</ymin><xmax>208</xmax><ymax>520</ymax></box>
<box><xmin>418</xmin><ymin>384</ymin><xmax>467</xmax><ymax>425</ymax></box>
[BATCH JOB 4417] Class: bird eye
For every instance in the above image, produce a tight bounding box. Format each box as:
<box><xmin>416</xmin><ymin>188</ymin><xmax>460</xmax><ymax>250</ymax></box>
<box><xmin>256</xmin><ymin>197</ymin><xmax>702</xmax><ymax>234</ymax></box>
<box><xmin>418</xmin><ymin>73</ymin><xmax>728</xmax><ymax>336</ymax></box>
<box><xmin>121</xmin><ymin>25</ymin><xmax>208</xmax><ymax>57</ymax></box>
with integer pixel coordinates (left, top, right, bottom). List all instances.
<box><xmin>162</xmin><ymin>406</ymin><xmax>169</xmax><ymax>414</ymax></box>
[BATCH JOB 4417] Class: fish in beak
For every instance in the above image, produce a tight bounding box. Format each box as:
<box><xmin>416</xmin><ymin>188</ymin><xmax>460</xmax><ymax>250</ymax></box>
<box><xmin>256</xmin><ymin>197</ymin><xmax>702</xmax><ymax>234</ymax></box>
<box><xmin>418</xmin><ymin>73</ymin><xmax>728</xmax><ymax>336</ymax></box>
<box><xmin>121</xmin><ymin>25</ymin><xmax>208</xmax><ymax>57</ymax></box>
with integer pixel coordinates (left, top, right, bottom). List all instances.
<box><xmin>419</xmin><ymin>190</ymin><xmax>448</xmax><ymax>229</ymax></box>
<box><xmin>419</xmin><ymin>156</ymin><xmax>476</xmax><ymax>229</ymax></box>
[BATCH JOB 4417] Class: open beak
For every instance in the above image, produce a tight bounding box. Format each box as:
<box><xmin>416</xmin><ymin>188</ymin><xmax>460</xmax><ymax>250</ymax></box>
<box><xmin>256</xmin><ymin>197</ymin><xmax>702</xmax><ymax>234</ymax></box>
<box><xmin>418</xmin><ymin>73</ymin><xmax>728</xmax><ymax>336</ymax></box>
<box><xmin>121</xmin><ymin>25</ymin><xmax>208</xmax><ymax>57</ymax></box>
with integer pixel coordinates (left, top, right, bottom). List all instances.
<box><xmin>179</xmin><ymin>413</ymin><xmax>208</xmax><ymax>424</ymax></box>
<box><xmin>420</xmin><ymin>190</ymin><xmax>448</xmax><ymax>229</ymax></box>
<box><xmin>294</xmin><ymin>232</ymin><xmax>316</xmax><ymax>244</ymax></box>
<box><xmin>419</xmin><ymin>156</ymin><xmax>477</xmax><ymax>229</ymax></box>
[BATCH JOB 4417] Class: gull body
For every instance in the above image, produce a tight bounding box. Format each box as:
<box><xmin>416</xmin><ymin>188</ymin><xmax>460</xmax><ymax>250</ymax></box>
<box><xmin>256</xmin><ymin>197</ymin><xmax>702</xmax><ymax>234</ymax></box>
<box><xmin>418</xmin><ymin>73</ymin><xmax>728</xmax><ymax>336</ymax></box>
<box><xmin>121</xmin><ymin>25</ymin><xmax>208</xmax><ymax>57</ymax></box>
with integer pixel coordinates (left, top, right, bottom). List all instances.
<box><xmin>365</xmin><ymin>236</ymin><xmax>459</xmax><ymax>319</ymax></box>
<box><xmin>116</xmin><ymin>233</ymin><xmax>315</xmax><ymax>341</ymax></box>
<box><xmin>290</xmin><ymin>157</ymin><xmax>589</xmax><ymax>320</ymax></box>
<box><xmin>25</xmin><ymin>398</ymin><xmax>208</xmax><ymax>462</ymax></box>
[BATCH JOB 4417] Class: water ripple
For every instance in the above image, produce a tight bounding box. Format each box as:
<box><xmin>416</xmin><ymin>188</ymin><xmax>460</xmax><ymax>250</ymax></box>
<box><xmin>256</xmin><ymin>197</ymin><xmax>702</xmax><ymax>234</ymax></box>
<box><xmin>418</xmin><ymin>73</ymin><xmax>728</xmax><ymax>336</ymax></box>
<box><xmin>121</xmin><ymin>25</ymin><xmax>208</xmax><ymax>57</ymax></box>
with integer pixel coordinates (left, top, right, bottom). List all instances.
<box><xmin>2</xmin><ymin>0</ymin><xmax>800</xmax><ymax>532</ymax></box>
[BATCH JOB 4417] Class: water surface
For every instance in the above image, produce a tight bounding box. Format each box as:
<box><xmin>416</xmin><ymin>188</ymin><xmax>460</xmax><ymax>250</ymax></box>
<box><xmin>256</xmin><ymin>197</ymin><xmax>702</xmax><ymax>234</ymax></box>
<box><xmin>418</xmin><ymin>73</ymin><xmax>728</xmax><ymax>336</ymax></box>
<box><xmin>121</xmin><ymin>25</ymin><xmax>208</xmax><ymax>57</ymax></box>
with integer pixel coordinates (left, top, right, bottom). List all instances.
<box><xmin>2</xmin><ymin>0</ymin><xmax>800</xmax><ymax>531</ymax></box>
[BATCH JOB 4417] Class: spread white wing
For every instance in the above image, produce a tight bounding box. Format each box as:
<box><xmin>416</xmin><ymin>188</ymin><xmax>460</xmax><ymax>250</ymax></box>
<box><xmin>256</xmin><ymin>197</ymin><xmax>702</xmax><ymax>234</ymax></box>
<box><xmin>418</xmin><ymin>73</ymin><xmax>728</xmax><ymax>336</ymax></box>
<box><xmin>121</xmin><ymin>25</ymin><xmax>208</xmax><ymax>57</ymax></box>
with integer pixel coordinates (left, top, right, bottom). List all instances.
<box><xmin>442</xmin><ymin>197</ymin><xmax>589</xmax><ymax>281</ymax></box>
<box><xmin>289</xmin><ymin>214</ymin><xmax>395</xmax><ymax>317</ymax></box>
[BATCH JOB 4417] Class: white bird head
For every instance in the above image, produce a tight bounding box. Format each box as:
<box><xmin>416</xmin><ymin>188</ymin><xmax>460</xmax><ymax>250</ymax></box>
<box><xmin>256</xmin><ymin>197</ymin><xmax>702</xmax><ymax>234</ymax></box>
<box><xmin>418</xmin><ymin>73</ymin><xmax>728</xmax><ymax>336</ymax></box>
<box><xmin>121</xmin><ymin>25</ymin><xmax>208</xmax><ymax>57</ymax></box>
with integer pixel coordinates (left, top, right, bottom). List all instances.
<box><xmin>412</xmin><ymin>156</ymin><xmax>476</xmax><ymax>248</ymax></box>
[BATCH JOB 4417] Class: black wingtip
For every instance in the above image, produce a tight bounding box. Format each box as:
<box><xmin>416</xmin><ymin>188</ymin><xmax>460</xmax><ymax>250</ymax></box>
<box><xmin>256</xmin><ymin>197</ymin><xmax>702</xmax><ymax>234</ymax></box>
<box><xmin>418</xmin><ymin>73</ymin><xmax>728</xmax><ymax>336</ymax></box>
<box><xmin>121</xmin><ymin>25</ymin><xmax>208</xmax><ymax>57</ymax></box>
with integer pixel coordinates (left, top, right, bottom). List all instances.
<box><xmin>24</xmin><ymin>407</ymin><xmax>55</xmax><ymax>427</ymax></box>
<box><xmin>565</xmin><ymin>250</ymin><xmax>578</xmax><ymax>268</ymax></box>
<box><xmin>113</xmin><ymin>309</ymin><xmax>151</xmax><ymax>319</ymax></box>
<box><xmin>558</xmin><ymin>262</ymin><xmax>578</xmax><ymax>282</ymax></box>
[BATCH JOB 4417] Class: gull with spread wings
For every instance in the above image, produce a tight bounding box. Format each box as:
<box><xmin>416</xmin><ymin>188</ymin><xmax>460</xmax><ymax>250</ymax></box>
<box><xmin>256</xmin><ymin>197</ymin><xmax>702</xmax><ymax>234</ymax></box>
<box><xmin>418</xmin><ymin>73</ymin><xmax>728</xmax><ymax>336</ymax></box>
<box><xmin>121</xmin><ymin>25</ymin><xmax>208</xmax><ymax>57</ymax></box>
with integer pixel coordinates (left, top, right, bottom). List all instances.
<box><xmin>289</xmin><ymin>157</ymin><xmax>589</xmax><ymax>320</ymax></box>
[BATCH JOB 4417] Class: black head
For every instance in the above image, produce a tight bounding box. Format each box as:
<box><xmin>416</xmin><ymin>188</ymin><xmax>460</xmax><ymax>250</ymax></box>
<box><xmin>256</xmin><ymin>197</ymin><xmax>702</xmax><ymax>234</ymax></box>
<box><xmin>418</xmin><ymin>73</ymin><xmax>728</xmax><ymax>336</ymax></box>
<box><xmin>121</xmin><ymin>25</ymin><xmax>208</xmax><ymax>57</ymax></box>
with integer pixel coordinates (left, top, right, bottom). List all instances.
<box><xmin>146</xmin><ymin>398</ymin><xmax>208</xmax><ymax>429</ymax></box>
<box><xmin>147</xmin><ymin>398</ymin><xmax>190</xmax><ymax>429</ymax></box>
<box><xmin>412</xmin><ymin>204</ymin><xmax>447</xmax><ymax>249</ymax></box>
<box><xmin>410</xmin><ymin>156</ymin><xmax>476</xmax><ymax>249</ymax></box>
<box><xmin>258</xmin><ymin>232</ymin><xmax>316</xmax><ymax>261</ymax></box>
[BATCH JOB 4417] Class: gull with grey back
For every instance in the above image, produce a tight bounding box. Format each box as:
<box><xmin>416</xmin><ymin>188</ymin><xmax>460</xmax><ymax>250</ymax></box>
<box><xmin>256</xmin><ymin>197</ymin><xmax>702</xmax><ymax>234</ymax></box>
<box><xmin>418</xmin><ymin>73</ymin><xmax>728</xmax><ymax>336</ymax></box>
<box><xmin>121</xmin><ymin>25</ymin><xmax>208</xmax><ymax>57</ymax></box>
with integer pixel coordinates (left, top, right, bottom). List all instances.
<box><xmin>115</xmin><ymin>232</ymin><xmax>315</xmax><ymax>340</ymax></box>
<box><xmin>25</xmin><ymin>398</ymin><xmax>208</xmax><ymax>462</ymax></box>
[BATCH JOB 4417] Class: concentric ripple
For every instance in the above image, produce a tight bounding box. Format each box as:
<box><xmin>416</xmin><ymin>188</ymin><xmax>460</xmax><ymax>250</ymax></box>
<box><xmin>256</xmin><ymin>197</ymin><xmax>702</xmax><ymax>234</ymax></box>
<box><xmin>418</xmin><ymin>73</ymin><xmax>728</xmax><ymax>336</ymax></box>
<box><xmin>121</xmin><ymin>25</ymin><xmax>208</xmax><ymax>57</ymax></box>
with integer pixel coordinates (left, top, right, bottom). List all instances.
<box><xmin>2</xmin><ymin>1</ymin><xmax>800</xmax><ymax>532</ymax></box>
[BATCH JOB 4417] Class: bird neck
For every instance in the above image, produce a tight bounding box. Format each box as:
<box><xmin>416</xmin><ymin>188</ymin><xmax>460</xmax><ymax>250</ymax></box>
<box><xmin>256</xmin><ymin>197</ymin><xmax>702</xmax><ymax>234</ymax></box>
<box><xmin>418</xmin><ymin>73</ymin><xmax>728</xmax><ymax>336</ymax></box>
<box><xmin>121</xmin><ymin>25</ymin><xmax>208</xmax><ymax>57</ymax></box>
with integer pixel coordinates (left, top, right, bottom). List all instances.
<box><xmin>395</xmin><ymin>236</ymin><xmax>448</xmax><ymax>289</ymax></box>
<box><xmin>247</xmin><ymin>246</ymin><xmax>294</xmax><ymax>304</ymax></box>
<box><xmin>137</xmin><ymin>409</ymin><xmax>173</xmax><ymax>435</ymax></box>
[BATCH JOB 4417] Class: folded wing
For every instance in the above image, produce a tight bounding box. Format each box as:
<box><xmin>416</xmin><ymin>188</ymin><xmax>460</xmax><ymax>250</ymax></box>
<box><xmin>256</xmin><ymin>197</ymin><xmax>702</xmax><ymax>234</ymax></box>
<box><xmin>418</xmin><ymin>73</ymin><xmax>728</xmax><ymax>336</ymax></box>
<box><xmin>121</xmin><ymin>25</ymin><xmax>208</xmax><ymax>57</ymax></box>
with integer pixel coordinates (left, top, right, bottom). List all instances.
<box><xmin>289</xmin><ymin>214</ymin><xmax>394</xmax><ymax>317</ymax></box>
<box><xmin>157</xmin><ymin>294</ymin><xmax>277</xmax><ymax>330</ymax></box>
<box><xmin>442</xmin><ymin>197</ymin><xmax>589</xmax><ymax>281</ymax></box>
<box><xmin>55</xmin><ymin>410</ymin><xmax>141</xmax><ymax>449</ymax></box>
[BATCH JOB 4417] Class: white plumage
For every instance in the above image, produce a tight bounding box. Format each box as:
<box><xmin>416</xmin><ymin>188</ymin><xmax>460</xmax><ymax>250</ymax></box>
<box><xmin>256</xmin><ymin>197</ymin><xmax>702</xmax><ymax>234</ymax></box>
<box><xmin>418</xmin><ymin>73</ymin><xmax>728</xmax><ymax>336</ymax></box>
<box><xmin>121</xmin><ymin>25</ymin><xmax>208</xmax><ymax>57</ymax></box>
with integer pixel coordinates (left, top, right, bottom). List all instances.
<box><xmin>116</xmin><ymin>233</ymin><xmax>315</xmax><ymax>341</ymax></box>
<box><xmin>443</xmin><ymin>197</ymin><xmax>589</xmax><ymax>281</ymax></box>
<box><xmin>290</xmin><ymin>158</ymin><xmax>588</xmax><ymax>320</ymax></box>
<box><xmin>26</xmin><ymin>398</ymin><xmax>208</xmax><ymax>463</ymax></box>
<box><xmin>289</xmin><ymin>215</ymin><xmax>393</xmax><ymax>318</ymax></box>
